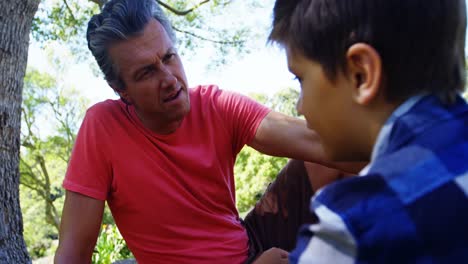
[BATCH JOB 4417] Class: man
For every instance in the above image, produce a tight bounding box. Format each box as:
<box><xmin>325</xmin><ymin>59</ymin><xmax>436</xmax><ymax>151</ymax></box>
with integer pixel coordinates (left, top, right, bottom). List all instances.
<box><xmin>54</xmin><ymin>0</ymin><xmax>353</xmax><ymax>263</ymax></box>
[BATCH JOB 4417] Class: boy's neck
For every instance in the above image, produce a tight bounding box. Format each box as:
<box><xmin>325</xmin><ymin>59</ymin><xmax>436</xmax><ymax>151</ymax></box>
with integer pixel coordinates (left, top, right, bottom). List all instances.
<box><xmin>365</xmin><ymin>96</ymin><xmax>419</xmax><ymax>160</ymax></box>
<box><xmin>370</xmin><ymin>94</ymin><xmax>429</xmax><ymax>161</ymax></box>
<box><xmin>359</xmin><ymin>99</ymin><xmax>404</xmax><ymax>161</ymax></box>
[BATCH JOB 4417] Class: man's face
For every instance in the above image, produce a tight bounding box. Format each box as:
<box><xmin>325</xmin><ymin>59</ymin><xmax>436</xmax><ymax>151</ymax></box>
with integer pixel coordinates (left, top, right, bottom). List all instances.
<box><xmin>109</xmin><ymin>19</ymin><xmax>190</xmax><ymax>132</ymax></box>
<box><xmin>287</xmin><ymin>48</ymin><xmax>356</xmax><ymax>160</ymax></box>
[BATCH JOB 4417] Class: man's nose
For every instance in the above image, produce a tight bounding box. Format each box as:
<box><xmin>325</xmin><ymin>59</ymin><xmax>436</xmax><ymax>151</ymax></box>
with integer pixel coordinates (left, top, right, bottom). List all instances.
<box><xmin>159</xmin><ymin>67</ymin><xmax>177</xmax><ymax>89</ymax></box>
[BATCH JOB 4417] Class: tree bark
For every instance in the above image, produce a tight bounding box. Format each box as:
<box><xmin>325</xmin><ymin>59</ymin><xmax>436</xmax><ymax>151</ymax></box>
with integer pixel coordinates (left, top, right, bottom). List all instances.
<box><xmin>0</xmin><ymin>0</ymin><xmax>40</xmax><ymax>263</ymax></box>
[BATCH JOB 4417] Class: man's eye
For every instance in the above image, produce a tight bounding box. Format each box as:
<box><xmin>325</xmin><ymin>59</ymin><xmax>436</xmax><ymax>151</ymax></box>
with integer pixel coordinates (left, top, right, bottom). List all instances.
<box><xmin>138</xmin><ymin>67</ymin><xmax>154</xmax><ymax>80</ymax></box>
<box><xmin>163</xmin><ymin>53</ymin><xmax>176</xmax><ymax>63</ymax></box>
<box><xmin>143</xmin><ymin>69</ymin><xmax>153</xmax><ymax>76</ymax></box>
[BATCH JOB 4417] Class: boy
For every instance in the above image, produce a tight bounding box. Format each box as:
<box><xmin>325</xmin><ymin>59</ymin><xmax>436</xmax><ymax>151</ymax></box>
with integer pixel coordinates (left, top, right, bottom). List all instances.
<box><xmin>269</xmin><ymin>0</ymin><xmax>468</xmax><ymax>263</ymax></box>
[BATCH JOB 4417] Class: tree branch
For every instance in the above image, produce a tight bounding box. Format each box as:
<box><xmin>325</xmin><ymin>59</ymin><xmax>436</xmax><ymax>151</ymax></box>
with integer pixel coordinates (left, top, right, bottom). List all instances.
<box><xmin>21</xmin><ymin>107</ymin><xmax>43</xmax><ymax>150</ymax></box>
<box><xmin>218</xmin><ymin>0</ymin><xmax>233</xmax><ymax>7</ymax></box>
<box><xmin>37</xmin><ymin>155</ymin><xmax>52</xmax><ymax>202</ymax></box>
<box><xmin>45</xmin><ymin>197</ymin><xmax>60</xmax><ymax>231</ymax></box>
<box><xmin>62</xmin><ymin>0</ymin><xmax>77</xmax><ymax>21</ymax></box>
<box><xmin>173</xmin><ymin>26</ymin><xmax>244</xmax><ymax>45</ymax></box>
<box><xmin>157</xmin><ymin>0</ymin><xmax>210</xmax><ymax>16</ymax></box>
<box><xmin>20</xmin><ymin>171</ymin><xmax>45</xmax><ymax>190</ymax></box>
<box><xmin>20</xmin><ymin>158</ymin><xmax>47</xmax><ymax>190</ymax></box>
<box><xmin>19</xmin><ymin>178</ymin><xmax>47</xmax><ymax>199</ymax></box>
<box><xmin>47</xmin><ymin>98</ymin><xmax>76</xmax><ymax>162</ymax></box>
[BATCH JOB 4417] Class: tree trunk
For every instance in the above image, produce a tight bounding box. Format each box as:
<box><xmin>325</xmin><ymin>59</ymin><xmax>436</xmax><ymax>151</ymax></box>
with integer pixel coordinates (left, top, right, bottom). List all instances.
<box><xmin>0</xmin><ymin>0</ymin><xmax>40</xmax><ymax>263</ymax></box>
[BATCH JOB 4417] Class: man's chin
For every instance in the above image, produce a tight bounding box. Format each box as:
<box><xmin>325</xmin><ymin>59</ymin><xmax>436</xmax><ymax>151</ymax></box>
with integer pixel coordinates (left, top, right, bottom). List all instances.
<box><xmin>171</xmin><ymin>104</ymin><xmax>190</xmax><ymax>120</ymax></box>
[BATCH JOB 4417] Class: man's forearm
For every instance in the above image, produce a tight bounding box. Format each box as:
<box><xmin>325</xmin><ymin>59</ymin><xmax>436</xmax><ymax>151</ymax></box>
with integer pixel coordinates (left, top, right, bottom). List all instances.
<box><xmin>54</xmin><ymin>246</ymin><xmax>94</xmax><ymax>264</ymax></box>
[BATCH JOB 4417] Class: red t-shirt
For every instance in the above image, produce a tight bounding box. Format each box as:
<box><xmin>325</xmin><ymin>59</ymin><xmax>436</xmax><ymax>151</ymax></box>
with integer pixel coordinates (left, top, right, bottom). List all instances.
<box><xmin>63</xmin><ymin>85</ymin><xmax>270</xmax><ymax>264</ymax></box>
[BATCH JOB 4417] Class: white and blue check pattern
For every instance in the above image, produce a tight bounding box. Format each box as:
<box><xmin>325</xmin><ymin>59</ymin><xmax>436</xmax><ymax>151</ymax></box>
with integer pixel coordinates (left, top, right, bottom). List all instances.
<box><xmin>291</xmin><ymin>94</ymin><xmax>468</xmax><ymax>263</ymax></box>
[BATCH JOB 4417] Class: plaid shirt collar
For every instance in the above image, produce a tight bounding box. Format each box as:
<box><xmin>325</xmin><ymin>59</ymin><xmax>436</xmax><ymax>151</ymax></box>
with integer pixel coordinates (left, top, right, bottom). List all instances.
<box><xmin>359</xmin><ymin>94</ymin><xmax>427</xmax><ymax>176</ymax></box>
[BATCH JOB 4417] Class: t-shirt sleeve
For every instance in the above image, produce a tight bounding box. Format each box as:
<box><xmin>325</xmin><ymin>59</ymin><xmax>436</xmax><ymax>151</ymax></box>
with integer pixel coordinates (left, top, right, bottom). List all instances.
<box><xmin>211</xmin><ymin>87</ymin><xmax>271</xmax><ymax>154</ymax></box>
<box><xmin>62</xmin><ymin>107</ymin><xmax>113</xmax><ymax>201</ymax></box>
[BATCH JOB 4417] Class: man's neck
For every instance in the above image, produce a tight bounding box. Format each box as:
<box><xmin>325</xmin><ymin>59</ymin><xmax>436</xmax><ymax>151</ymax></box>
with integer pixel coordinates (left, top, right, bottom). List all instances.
<box><xmin>135</xmin><ymin>110</ymin><xmax>184</xmax><ymax>135</ymax></box>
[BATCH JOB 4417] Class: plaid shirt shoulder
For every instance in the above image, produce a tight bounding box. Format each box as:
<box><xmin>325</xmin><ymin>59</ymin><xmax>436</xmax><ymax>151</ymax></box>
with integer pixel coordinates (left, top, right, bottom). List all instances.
<box><xmin>291</xmin><ymin>95</ymin><xmax>468</xmax><ymax>264</ymax></box>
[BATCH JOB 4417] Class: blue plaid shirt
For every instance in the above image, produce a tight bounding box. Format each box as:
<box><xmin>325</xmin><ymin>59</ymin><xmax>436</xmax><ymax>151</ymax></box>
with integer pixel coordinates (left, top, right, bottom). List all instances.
<box><xmin>291</xmin><ymin>94</ymin><xmax>468</xmax><ymax>263</ymax></box>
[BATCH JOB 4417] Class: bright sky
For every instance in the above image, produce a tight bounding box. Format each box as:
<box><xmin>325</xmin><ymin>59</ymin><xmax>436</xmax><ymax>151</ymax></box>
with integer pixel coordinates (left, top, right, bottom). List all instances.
<box><xmin>27</xmin><ymin>0</ymin><xmax>468</xmax><ymax>107</ymax></box>
<box><xmin>27</xmin><ymin>0</ymin><xmax>297</xmax><ymax>107</ymax></box>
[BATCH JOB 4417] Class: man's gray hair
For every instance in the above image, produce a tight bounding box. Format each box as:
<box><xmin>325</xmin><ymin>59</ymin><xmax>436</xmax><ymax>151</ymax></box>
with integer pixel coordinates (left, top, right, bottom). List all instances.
<box><xmin>86</xmin><ymin>0</ymin><xmax>176</xmax><ymax>90</ymax></box>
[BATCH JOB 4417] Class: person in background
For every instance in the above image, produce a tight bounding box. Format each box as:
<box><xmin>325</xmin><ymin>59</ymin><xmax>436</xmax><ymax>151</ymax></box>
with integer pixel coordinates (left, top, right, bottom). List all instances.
<box><xmin>244</xmin><ymin>159</ymin><xmax>349</xmax><ymax>254</ymax></box>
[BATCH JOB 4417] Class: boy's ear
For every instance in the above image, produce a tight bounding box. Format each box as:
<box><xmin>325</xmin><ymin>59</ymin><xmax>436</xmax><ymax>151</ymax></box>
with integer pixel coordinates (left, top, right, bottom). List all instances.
<box><xmin>345</xmin><ymin>43</ymin><xmax>383</xmax><ymax>105</ymax></box>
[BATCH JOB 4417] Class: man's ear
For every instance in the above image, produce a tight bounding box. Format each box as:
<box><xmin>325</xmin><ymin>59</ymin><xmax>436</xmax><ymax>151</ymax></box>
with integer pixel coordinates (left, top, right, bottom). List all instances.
<box><xmin>111</xmin><ymin>82</ymin><xmax>132</xmax><ymax>105</ymax></box>
<box><xmin>345</xmin><ymin>43</ymin><xmax>383</xmax><ymax>105</ymax></box>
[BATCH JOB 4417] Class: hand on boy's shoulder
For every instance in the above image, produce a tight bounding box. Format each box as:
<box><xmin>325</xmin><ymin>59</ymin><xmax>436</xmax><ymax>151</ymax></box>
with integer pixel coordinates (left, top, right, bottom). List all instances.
<box><xmin>253</xmin><ymin>247</ymin><xmax>289</xmax><ymax>264</ymax></box>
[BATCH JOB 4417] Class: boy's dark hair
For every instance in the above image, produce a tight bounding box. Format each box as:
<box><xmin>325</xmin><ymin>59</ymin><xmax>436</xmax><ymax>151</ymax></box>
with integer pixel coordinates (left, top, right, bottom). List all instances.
<box><xmin>269</xmin><ymin>0</ymin><xmax>467</xmax><ymax>103</ymax></box>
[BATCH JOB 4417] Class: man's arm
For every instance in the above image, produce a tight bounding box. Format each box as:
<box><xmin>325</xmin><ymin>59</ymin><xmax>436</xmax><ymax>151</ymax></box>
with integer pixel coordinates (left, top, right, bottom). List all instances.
<box><xmin>249</xmin><ymin>111</ymin><xmax>366</xmax><ymax>173</ymax></box>
<box><xmin>55</xmin><ymin>190</ymin><xmax>105</xmax><ymax>264</ymax></box>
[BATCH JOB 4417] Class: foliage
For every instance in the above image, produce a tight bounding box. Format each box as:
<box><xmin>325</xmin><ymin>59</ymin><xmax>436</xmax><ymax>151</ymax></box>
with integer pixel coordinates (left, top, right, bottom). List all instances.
<box><xmin>32</xmin><ymin>0</ymin><xmax>98</xmax><ymax>43</ymax></box>
<box><xmin>21</xmin><ymin>67</ymin><xmax>86</xmax><ymax>213</ymax></box>
<box><xmin>166</xmin><ymin>0</ymin><xmax>257</xmax><ymax>66</ymax></box>
<box><xmin>20</xmin><ymin>185</ymin><xmax>59</xmax><ymax>259</ymax></box>
<box><xmin>20</xmin><ymin>44</ymin><xmax>92</xmax><ymax>257</ymax></box>
<box><xmin>234</xmin><ymin>87</ymin><xmax>300</xmax><ymax>215</ymax></box>
<box><xmin>31</xmin><ymin>0</ymin><xmax>269</xmax><ymax>67</ymax></box>
<box><xmin>20</xmin><ymin>66</ymin><xmax>120</xmax><ymax>260</ymax></box>
<box><xmin>250</xmin><ymin>88</ymin><xmax>300</xmax><ymax>117</ymax></box>
<box><xmin>235</xmin><ymin>147</ymin><xmax>288</xmax><ymax>214</ymax></box>
<box><xmin>92</xmin><ymin>225</ymin><xmax>134</xmax><ymax>264</ymax></box>
<box><xmin>19</xmin><ymin>66</ymin><xmax>87</xmax><ymax>258</ymax></box>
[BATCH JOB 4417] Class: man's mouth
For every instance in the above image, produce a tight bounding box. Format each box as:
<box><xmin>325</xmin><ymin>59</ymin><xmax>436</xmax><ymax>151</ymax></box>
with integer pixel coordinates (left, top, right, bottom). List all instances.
<box><xmin>163</xmin><ymin>89</ymin><xmax>182</xmax><ymax>103</ymax></box>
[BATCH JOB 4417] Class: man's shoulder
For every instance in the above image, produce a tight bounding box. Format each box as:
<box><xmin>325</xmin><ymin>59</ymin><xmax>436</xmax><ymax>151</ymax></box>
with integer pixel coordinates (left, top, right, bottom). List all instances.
<box><xmin>189</xmin><ymin>84</ymin><xmax>220</xmax><ymax>97</ymax></box>
<box><xmin>189</xmin><ymin>84</ymin><xmax>245</xmax><ymax>100</ymax></box>
<box><xmin>189</xmin><ymin>84</ymin><xmax>250</xmax><ymax>111</ymax></box>
<box><xmin>86</xmin><ymin>99</ymin><xmax>124</xmax><ymax>118</ymax></box>
<box><xmin>79</xmin><ymin>99</ymin><xmax>129</xmax><ymax>133</ymax></box>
